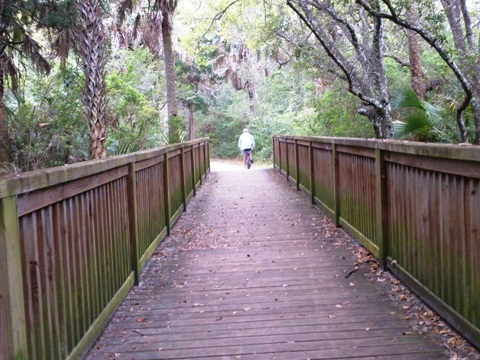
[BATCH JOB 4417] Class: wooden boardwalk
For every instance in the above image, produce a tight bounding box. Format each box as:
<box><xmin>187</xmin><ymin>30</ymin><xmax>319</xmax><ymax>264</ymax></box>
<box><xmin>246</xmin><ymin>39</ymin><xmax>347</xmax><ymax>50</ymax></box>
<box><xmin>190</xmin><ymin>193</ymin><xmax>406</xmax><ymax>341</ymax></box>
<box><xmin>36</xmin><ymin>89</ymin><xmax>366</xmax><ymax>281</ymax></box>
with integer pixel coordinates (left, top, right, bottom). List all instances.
<box><xmin>86</xmin><ymin>165</ymin><xmax>448</xmax><ymax>359</ymax></box>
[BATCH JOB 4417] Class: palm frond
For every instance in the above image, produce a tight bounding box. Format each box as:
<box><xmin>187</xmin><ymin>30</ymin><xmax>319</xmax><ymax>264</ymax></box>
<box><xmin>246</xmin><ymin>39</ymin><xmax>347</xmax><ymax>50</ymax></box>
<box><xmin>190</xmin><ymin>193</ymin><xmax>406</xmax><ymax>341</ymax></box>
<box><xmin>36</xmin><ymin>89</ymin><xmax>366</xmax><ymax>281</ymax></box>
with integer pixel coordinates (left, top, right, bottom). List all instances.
<box><xmin>23</xmin><ymin>36</ymin><xmax>51</xmax><ymax>75</ymax></box>
<box><xmin>4</xmin><ymin>54</ymin><xmax>19</xmax><ymax>91</ymax></box>
<box><xmin>392</xmin><ymin>86</ymin><xmax>448</xmax><ymax>141</ymax></box>
<box><xmin>421</xmin><ymin>101</ymin><xmax>441</xmax><ymax>124</ymax></box>
<box><xmin>393</xmin><ymin>112</ymin><xmax>435</xmax><ymax>141</ymax></box>
<box><xmin>391</xmin><ymin>87</ymin><xmax>424</xmax><ymax>110</ymax></box>
<box><xmin>53</xmin><ymin>29</ymin><xmax>74</xmax><ymax>67</ymax></box>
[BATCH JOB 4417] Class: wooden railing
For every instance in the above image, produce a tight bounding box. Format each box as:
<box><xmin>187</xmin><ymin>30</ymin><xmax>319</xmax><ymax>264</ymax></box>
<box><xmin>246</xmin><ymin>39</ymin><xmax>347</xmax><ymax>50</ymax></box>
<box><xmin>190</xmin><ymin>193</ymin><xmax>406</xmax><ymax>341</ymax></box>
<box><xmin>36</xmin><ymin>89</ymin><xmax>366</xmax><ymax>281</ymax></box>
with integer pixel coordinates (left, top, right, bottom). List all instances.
<box><xmin>273</xmin><ymin>135</ymin><xmax>480</xmax><ymax>350</ymax></box>
<box><xmin>0</xmin><ymin>139</ymin><xmax>209</xmax><ymax>360</ymax></box>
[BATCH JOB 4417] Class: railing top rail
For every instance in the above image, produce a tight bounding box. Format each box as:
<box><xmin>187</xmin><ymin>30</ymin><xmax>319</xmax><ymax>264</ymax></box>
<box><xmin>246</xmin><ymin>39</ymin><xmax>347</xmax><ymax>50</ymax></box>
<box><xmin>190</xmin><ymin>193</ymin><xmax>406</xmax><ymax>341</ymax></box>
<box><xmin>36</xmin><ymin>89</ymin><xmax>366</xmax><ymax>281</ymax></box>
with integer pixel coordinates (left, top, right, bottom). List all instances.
<box><xmin>0</xmin><ymin>138</ymin><xmax>209</xmax><ymax>199</ymax></box>
<box><xmin>273</xmin><ymin>135</ymin><xmax>480</xmax><ymax>162</ymax></box>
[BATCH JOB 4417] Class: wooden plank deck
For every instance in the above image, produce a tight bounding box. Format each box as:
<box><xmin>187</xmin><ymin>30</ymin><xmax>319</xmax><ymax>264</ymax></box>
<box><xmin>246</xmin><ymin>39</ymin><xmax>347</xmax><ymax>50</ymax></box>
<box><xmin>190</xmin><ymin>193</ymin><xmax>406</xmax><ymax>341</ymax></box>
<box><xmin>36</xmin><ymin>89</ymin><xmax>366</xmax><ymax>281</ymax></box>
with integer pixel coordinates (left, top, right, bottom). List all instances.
<box><xmin>86</xmin><ymin>165</ymin><xmax>448</xmax><ymax>359</ymax></box>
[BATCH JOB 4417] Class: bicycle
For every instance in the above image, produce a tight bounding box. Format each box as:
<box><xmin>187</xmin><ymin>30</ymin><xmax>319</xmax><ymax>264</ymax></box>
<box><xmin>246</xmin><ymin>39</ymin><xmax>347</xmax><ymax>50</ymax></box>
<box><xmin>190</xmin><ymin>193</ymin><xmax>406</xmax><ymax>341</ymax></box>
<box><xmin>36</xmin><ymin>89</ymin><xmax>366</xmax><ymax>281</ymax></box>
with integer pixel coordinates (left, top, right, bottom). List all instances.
<box><xmin>243</xmin><ymin>149</ymin><xmax>253</xmax><ymax>169</ymax></box>
<box><xmin>246</xmin><ymin>150</ymin><xmax>252</xmax><ymax>169</ymax></box>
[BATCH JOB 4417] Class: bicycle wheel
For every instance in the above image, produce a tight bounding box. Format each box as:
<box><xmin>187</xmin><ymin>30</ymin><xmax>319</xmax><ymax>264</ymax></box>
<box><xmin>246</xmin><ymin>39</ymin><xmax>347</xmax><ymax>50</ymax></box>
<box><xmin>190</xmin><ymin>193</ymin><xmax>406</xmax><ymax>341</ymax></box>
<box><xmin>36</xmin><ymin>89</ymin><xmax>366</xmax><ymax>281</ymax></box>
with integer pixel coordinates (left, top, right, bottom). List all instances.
<box><xmin>246</xmin><ymin>154</ymin><xmax>252</xmax><ymax>169</ymax></box>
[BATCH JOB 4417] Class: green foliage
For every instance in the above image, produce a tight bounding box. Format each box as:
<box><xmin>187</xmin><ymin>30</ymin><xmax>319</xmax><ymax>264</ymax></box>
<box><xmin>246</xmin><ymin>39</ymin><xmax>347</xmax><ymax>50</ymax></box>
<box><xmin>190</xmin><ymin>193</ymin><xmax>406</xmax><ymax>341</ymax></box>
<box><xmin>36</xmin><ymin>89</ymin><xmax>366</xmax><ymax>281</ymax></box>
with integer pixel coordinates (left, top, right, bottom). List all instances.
<box><xmin>196</xmin><ymin>85</ymin><xmax>249</xmax><ymax>158</ymax></box>
<box><xmin>105</xmin><ymin>48</ymin><xmax>166</xmax><ymax>154</ymax></box>
<box><xmin>4</xmin><ymin>0</ymin><xmax>474</xmax><ymax>171</ymax></box>
<box><xmin>313</xmin><ymin>86</ymin><xmax>374</xmax><ymax>138</ymax></box>
<box><xmin>8</xmin><ymin>64</ymin><xmax>88</xmax><ymax>171</ymax></box>
<box><xmin>166</xmin><ymin>114</ymin><xmax>186</xmax><ymax>144</ymax></box>
<box><xmin>392</xmin><ymin>87</ymin><xmax>452</xmax><ymax>142</ymax></box>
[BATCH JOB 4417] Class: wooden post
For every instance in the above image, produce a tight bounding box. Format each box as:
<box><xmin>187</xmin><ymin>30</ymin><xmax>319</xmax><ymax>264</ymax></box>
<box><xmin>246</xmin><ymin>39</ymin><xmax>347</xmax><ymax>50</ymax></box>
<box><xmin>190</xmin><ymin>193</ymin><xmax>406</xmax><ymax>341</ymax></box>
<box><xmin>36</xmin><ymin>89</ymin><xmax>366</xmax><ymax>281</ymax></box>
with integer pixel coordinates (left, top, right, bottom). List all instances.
<box><xmin>202</xmin><ymin>141</ymin><xmax>207</xmax><ymax>179</ymax></box>
<box><xmin>272</xmin><ymin>137</ymin><xmax>276</xmax><ymax>169</ymax></box>
<box><xmin>191</xmin><ymin>144</ymin><xmax>196</xmax><ymax>196</ymax></box>
<box><xmin>286</xmin><ymin>139</ymin><xmax>290</xmax><ymax>181</ymax></box>
<box><xmin>278</xmin><ymin>138</ymin><xmax>282</xmax><ymax>174</ymax></box>
<box><xmin>127</xmin><ymin>163</ymin><xmax>140</xmax><ymax>284</ymax></box>
<box><xmin>198</xmin><ymin>143</ymin><xmax>203</xmax><ymax>186</ymax></box>
<box><xmin>309</xmin><ymin>141</ymin><xmax>315</xmax><ymax>204</ymax></box>
<box><xmin>163</xmin><ymin>152</ymin><xmax>171</xmax><ymax>235</ymax></box>
<box><xmin>0</xmin><ymin>196</ymin><xmax>29</xmax><ymax>360</ymax></box>
<box><xmin>206</xmin><ymin>141</ymin><xmax>210</xmax><ymax>173</ymax></box>
<box><xmin>295</xmin><ymin>139</ymin><xmax>300</xmax><ymax>190</ymax></box>
<box><xmin>180</xmin><ymin>146</ymin><xmax>187</xmax><ymax>211</ymax></box>
<box><xmin>332</xmin><ymin>143</ymin><xmax>340</xmax><ymax>226</ymax></box>
<box><xmin>375</xmin><ymin>148</ymin><xmax>389</xmax><ymax>267</ymax></box>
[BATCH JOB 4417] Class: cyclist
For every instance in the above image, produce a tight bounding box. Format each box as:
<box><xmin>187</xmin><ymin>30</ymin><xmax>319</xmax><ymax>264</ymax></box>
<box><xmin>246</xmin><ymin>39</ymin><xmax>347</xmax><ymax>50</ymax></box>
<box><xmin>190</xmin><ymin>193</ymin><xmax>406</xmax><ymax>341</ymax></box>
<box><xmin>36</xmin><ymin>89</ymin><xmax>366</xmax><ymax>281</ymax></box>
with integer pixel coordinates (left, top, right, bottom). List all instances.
<box><xmin>238</xmin><ymin>128</ymin><xmax>255</xmax><ymax>168</ymax></box>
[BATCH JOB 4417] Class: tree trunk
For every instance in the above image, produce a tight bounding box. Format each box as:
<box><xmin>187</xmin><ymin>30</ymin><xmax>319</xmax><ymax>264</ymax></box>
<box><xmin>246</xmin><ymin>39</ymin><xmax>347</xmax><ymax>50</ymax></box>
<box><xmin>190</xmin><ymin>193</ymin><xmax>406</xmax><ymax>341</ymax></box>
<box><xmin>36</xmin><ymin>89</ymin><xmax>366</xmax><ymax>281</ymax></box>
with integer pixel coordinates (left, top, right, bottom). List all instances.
<box><xmin>162</xmin><ymin>9</ymin><xmax>180</xmax><ymax>143</ymax></box>
<box><xmin>371</xmin><ymin>4</ymin><xmax>393</xmax><ymax>139</ymax></box>
<box><xmin>440</xmin><ymin>0</ymin><xmax>466</xmax><ymax>53</ymax></box>
<box><xmin>406</xmin><ymin>6</ymin><xmax>425</xmax><ymax>99</ymax></box>
<box><xmin>358</xmin><ymin>0</ymin><xmax>477</xmax><ymax>142</ymax></box>
<box><xmin>77</xmin><ymin>0</ymin><xmax>107</xmax><ymax>159</ymax></box>
<box><xmin>440</xmin><ymin>0</ymin><xmax>479</xmax><ymax>142</ymax></box>
<box><xmin>0</xmin><ymin>55</ymin><xmax>9</xmax><ymax>163</ymax></box>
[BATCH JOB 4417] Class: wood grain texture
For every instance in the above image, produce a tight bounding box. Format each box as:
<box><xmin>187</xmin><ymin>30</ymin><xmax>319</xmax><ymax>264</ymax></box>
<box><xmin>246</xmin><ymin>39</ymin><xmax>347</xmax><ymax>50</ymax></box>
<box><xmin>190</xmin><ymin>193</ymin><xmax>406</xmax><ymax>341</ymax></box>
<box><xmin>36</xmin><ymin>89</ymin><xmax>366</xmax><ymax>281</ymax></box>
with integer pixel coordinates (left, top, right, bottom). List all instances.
<box><xmin>86</xmin><ymin>169</ymin><xmax>448</xmax><ymax>360</ymax></box>
<box><xmin>0</xmin><ymin>140</ymin><xmax>210</xmax><ymax>360</ymax></box>
<box><xmin>0</xmin><ymin>197</ymin><xmax>28</xmax><ymax>360</ymax></box>
<box><xmin>272</xmin><ymin>136</ymin><xmax>480</xmax><ymax>349</ymax></box>
<box><xmin>0</xmin><ymin>139</ymin><xmax>208</xmax><ymax>199</ymax></box>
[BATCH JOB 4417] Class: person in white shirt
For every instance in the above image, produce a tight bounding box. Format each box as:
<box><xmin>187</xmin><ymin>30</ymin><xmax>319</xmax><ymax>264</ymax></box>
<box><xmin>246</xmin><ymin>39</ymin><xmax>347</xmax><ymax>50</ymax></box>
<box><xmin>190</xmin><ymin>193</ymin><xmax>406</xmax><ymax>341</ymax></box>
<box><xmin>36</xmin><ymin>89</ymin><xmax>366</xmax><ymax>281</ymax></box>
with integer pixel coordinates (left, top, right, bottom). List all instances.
<box><xmin>237</xmin><ymin>128</ymin><xmax>255</xmax><ymax>168</ymax></box>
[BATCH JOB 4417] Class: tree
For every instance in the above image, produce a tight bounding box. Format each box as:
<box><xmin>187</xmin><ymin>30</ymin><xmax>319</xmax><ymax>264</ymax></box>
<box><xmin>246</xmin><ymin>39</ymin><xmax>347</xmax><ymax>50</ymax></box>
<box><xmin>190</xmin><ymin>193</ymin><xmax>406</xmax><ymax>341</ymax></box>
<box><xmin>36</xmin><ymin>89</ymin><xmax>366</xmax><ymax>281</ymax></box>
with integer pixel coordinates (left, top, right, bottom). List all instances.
<box><xmin>105</xmin><ymin>48</ymin><xmax>165</xmax><ymax>154</ymax></box>
<box><xmin>406</xmin><ymin>5</ymin><xmax>425</xmax><ymax>99</ymax></box>
<box><xmin>156</xmin><ymin>0</ymin><xmax>180</xmax><ymax>143</ymax></box>
<box><xmin>176</xmin><ymin>59</ymin><xmax>210</xmax><ymax>141</ymax></box>
<box><xmin>76</xmin><ymin>0</ymin><xmax>108</xmax><ymax>159</ymax></box>
<box><xmin>8</xmin><ymin>64</ymin><xmax>88</xmax><ymax>171</ymax></box>
<box><xmin>357</xmin><ymin>0</ymin><xmax>478</xmax><ymax>143</ymax></box>
<box><xmin>287</xmin><ymin>0</ymin><xmax>394</xmax><ymax>139</ymax></box>
<box><xmin>439</xmin><ymin>0</ymin><xmax>480</xmax><ymax>143</ymax></box>
<box><xmin>0</xmin><ymin>0</ymin><xmax>51</xmax><ymax>163</ymax></box>
<box><xmin>116</xmin><ymin>0</ymin><xmax>181</xmax><ymax>143</ymax></box>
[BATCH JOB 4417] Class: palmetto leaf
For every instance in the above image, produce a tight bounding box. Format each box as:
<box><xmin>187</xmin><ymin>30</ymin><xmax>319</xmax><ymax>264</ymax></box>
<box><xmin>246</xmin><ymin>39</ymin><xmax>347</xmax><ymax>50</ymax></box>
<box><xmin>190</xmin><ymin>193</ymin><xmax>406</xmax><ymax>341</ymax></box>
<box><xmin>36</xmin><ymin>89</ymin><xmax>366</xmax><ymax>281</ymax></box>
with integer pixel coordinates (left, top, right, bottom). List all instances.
<box><xmin>392</xmin><ymin>87</ymin><xmax>443</xmax><ymax>140</ymax></box>
<box><xmin>393</xmin><ymin>112</ymin><xmax>435</xmax><ymax>140</ymax></box>
<box><xmin>392</xmin><ymin>87</ymin><xmax>423</xmax><ymax>110</ymax></box>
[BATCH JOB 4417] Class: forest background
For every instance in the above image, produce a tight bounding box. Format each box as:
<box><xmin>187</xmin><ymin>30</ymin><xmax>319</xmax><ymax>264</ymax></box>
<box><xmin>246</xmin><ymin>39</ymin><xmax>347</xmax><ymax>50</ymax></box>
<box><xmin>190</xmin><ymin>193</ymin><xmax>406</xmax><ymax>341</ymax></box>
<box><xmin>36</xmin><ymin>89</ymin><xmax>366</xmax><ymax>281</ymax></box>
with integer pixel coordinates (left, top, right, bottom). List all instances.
<box><xmin>1</xmin><ymin>0</ymin><xmax>479</xmax><ymax>173</ymax></box>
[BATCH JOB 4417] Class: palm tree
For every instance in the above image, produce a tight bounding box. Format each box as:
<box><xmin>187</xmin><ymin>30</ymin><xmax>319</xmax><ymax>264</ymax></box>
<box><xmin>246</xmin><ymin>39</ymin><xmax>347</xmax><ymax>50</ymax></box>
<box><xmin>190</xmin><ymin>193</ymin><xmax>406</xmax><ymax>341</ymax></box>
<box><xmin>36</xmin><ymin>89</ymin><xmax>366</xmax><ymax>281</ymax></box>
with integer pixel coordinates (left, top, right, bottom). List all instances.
<box><xmin>76</xmin><ymin>0</ymin><xmax>108</xmax><ymax>159</ymax></box>
<box><xmin>116</xmin><ymin>0</ymin><xmax>181</xmax><ymax>143</ymax></box>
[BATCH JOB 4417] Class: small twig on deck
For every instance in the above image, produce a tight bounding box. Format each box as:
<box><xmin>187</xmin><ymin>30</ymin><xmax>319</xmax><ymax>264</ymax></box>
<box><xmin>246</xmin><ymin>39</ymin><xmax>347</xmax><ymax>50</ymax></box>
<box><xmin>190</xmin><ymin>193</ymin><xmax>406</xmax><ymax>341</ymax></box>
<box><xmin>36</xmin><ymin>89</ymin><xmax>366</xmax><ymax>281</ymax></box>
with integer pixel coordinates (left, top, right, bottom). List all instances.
<box><xmin>345</xmin><ymin>258</ymin><xmax>379</xmax><ymax>278</ymax></box>
<box><xmin>345</xmin><ymin>266</ymin><xmax>359</xmax><ymax>278</ymax></box>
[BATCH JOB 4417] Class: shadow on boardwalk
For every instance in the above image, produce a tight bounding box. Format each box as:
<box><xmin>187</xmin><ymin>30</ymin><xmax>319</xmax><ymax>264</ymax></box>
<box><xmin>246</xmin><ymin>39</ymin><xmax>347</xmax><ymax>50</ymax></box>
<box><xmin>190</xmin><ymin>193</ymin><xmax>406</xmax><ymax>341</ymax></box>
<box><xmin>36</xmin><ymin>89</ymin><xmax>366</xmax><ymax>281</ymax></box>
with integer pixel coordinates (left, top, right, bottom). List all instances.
<box><xmin>86</xmin><ymin>163</ymin><xmax>451</xmax><ymax>359</ymax></box>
